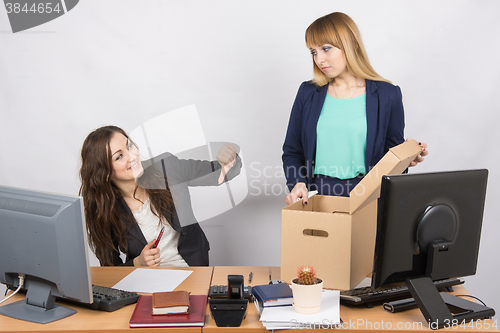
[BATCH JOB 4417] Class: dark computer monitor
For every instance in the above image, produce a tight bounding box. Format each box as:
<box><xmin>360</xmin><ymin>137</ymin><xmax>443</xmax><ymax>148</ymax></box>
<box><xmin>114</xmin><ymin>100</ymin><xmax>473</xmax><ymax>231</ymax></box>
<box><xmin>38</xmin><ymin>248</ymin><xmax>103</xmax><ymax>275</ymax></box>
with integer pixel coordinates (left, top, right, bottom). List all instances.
<box><xmin>0</xmin><ymin>186</ymin><xmax>92</xmax><ymax>324</ymax></box>
<box><xmin>372</xmin><ymin>169</ymin><xmax>495</xmax><ymax>329</ymax></box>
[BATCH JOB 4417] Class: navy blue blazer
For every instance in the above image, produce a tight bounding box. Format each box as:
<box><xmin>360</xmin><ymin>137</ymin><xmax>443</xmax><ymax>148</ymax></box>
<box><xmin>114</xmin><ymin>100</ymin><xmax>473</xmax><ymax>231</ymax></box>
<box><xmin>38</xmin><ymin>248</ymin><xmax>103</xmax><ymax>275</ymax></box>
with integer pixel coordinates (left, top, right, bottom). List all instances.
<box><xmin>282</xmin><ymin>79</ymin><xmax>405</xmax><ymax>191</ymax></box>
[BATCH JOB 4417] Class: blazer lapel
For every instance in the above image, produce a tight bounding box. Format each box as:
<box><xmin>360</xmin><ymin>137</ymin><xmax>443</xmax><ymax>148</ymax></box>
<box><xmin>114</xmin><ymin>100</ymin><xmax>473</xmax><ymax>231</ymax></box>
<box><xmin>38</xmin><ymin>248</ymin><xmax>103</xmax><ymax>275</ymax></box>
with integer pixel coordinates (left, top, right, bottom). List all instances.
<box><xmin>306</xmin><ymin>84</ymin><xmax>328</xmax><ymax>178</ymax></box>
<box><xmin>128</xmin><ymin>220</ymin><xmax>147</xmax><ymax>245</ymax></box>
<box><xmin>365</xmin><ymin>80</ymin><xmax>378</xmax><ymax>170</ymax></box>
<box><xmin>117</xmin><ymin>197</ymin><xmax>147</xmax><ymax>246</ymax></box>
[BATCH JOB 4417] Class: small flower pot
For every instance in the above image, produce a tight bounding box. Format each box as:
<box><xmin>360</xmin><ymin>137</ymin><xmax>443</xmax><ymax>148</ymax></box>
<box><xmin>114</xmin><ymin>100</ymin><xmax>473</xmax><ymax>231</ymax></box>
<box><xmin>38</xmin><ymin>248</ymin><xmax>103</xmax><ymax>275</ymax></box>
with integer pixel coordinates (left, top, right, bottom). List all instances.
<box><xmin>291</xmin><ymin>278</ymin><xmax>323</xmax><ymax>314</ymax></box>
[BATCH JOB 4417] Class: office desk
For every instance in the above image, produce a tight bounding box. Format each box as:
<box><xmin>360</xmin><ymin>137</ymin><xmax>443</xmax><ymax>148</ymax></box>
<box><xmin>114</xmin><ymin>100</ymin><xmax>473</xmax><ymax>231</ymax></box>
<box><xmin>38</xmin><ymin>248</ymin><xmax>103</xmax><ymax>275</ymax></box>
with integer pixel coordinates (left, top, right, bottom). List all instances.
<box><xmin>0</xmin><ymin>266</ymin><xmax>213</xmax><ymax>333</ymax></box>
<box><xmin>338</xmin><ymin>284</ymin><xmax>498</xmax><ymax>332</ymax></box>
<box><xmin>1</xmin><ymin>266</ymin><xmax>498</xmax><ymax>333</ymax></box>
<box><xmin>206</xmin><ymin>267</ymin><xmax>499</xmax><ymax>333</ymax></box>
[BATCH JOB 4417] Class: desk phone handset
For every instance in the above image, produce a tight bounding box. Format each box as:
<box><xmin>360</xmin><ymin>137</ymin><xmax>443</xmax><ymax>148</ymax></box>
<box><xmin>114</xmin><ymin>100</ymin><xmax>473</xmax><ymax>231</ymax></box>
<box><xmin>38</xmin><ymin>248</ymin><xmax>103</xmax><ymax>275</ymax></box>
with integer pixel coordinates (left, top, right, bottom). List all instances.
<box><xmin>208</xmin><ymin>275</ymin><xmax>249</xmax><ymax>327</ymax></box>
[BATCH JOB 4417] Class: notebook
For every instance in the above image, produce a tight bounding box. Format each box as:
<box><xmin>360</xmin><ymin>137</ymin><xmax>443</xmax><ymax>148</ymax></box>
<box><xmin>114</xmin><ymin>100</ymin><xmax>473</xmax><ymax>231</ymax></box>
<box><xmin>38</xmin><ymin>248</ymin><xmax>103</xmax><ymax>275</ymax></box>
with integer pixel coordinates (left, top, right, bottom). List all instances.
<box><xmin>252</xmin><ymin>283</ymin><xmax>294</xmax><ymax>307</ymax></box>
<box><xmin>129</xmin><ymin>294</ymin><xmax>206</xmax><ymax>328</ymax></box>
<box><xmin>152</xmin><ymin>290</ymin><xmax>190</xmax><ymax>315</ymax></box>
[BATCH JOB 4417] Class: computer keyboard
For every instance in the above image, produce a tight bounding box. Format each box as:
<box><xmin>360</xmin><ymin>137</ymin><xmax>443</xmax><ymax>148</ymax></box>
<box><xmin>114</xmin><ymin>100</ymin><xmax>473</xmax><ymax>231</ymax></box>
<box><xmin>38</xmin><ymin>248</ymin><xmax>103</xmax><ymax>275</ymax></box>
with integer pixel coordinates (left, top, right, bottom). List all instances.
<box><xmin>340</xmin><ymin>278</ymin><xmax>464</xmax><ymax>306</ymax></box>
<box><xmin>90</xmin><ymin>285</ymin><xmax>139</xmax><ymax>312</ymax></box>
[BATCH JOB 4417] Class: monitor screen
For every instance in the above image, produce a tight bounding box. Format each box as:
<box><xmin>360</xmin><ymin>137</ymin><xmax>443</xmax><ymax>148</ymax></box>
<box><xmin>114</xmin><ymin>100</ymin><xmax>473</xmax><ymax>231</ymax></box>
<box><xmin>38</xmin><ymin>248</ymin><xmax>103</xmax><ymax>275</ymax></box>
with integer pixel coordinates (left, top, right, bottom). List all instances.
<box><xmin>0</xmin><ymin>186</ymin><xmax>92</xmax><ymax>324</ymax></box>
<box><xmin>371</xmin><ymin>169</ymin><xmax>495</xmax><ymax>328</ymax></box>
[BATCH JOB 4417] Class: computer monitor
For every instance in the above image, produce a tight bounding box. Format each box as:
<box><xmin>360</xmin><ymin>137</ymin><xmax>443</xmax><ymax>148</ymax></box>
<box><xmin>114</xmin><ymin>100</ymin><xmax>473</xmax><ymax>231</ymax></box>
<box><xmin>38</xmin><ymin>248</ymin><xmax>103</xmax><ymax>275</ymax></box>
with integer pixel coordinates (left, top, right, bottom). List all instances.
<box><xmin>372</xmin><ymin>169</ymin><xmax>495</xmax><ymax>329</ymax></box>
<box><xmin>0</xmin><ymin>186</ymin><xmax>92</xmax><ymax>324</ymax></box>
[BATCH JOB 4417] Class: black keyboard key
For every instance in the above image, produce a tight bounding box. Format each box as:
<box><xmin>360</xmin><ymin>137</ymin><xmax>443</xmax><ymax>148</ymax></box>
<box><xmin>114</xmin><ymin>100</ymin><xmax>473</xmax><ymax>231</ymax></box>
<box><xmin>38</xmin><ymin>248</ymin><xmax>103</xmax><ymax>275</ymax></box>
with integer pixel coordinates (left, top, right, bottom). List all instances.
<box><xmin>90</xmin><ymin>285</ymin><xmax>139</xmax><ymax>312</ymax></box>
<box><xmin>340</xmin><ymin>278</ymin><xmax>464</xmax><ymax>306</ymax></box>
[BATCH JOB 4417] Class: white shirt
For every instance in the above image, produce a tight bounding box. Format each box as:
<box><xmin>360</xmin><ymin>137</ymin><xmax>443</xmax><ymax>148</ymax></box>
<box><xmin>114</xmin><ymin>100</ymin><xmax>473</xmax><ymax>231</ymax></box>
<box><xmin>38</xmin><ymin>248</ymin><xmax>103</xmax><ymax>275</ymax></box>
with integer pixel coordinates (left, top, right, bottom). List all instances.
<box><xmin>132</xmin><ymin>197</ymin><xmax>188</xmax><ymax>267</ymax></box>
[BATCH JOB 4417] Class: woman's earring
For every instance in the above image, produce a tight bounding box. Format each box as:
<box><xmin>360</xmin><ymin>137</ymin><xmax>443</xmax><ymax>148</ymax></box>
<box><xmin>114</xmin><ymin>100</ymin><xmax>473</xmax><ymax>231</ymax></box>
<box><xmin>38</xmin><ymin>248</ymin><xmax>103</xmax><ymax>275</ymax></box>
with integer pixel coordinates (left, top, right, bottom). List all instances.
<box><xmin>106</xmin><ymin>175</ymin><xmax>109</xmax><ymax>181</ymax></box>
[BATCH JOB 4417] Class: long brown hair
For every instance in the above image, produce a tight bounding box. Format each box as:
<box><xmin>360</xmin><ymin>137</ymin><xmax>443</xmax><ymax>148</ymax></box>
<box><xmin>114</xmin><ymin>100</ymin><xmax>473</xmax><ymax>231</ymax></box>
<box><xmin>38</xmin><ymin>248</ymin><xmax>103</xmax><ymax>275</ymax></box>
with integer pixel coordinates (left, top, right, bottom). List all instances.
<box><xmin>305</xmin><ymin>12</ymin><xmax>390</xmax><ymax>86</ymax></box>
<box><xmin>79</xmin><ymin>125</ymin><xmax>175</xmax><ymax>266</ymax></box>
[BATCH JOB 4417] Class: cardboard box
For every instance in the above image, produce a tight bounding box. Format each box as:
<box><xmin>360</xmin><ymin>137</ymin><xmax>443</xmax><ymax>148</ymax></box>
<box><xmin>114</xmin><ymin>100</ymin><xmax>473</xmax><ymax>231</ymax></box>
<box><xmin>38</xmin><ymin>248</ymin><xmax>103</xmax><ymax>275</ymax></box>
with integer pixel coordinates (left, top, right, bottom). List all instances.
<box><xmin>280</xmin><ymin>140</ymin><xmax>421</xmax><ymax>290</ymax></box>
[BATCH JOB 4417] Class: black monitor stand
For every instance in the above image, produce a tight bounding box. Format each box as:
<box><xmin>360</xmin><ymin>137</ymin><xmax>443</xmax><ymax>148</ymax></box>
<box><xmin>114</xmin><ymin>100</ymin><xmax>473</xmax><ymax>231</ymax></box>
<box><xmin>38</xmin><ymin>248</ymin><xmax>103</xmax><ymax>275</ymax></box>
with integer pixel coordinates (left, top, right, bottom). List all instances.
<box><xmin>406</xmin><ymin>277</ymin><xmax>494</xmax><ymax>329</ymax></box>
<box><xmin>405</xmin><ymin>207</ymin><xmax>496</xmax><ymax>329</ymax></box>
<box><xmin>406</xmin><ymin>239</ymin><xmax>495</xmax><ymax>330</ymax></box>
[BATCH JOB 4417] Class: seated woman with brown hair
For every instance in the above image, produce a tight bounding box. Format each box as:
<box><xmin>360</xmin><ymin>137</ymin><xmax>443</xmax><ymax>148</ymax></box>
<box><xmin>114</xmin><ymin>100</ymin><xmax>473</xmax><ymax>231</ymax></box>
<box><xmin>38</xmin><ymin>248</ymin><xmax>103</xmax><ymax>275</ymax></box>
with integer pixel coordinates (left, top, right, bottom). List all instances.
<box><xmin>79</xmin><ymin>125</ymin><xmax>240</xmax><ymax>267</ymax></box>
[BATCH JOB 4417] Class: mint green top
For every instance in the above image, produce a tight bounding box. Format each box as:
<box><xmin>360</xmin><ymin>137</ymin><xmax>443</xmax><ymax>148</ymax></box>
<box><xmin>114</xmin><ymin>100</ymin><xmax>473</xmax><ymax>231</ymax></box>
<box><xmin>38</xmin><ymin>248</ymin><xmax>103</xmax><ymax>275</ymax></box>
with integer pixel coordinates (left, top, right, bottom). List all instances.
<box><xmin>314</xmin><ymin>93</ymin><xmax>367</xmax><ymax>179</ymax></box>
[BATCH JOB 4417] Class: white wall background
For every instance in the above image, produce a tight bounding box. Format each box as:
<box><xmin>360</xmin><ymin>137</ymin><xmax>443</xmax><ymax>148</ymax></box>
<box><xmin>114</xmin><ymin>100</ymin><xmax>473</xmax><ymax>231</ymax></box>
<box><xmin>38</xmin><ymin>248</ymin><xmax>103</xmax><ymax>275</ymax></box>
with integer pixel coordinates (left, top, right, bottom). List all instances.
<box><xmin>1</xmin><ymin>0</ymin><xmax>499</xmax><ymax>317</ymax></box>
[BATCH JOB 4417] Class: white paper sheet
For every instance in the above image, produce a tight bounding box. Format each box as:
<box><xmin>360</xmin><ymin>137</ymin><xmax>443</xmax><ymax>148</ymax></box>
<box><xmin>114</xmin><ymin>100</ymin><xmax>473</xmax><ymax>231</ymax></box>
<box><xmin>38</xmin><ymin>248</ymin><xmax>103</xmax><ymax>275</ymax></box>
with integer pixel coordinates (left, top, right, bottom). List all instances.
<box><xmin>112</xmin><ymin>268</ymin><xmax>192</xmax><ymax>293</ymax></box>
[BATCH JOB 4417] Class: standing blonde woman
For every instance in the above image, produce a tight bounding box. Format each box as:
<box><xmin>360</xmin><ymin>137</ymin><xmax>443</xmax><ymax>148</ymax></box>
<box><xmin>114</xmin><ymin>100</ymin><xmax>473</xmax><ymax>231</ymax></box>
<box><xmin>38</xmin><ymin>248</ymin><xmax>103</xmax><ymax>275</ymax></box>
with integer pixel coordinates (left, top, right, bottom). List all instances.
<box><xmin>283</xmin><ymin>12</ymin><xmax>427</xmax><ymax>204</ymax></box>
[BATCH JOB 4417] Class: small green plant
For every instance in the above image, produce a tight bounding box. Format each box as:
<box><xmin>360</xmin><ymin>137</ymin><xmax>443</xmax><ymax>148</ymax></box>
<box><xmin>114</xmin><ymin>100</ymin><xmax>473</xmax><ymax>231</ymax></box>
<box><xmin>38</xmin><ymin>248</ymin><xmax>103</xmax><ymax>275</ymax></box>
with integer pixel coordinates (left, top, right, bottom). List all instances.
<box><xmin>296</xmin><ymin>266</ymin><xmax>318</xmax><ymax>285</ymax></box>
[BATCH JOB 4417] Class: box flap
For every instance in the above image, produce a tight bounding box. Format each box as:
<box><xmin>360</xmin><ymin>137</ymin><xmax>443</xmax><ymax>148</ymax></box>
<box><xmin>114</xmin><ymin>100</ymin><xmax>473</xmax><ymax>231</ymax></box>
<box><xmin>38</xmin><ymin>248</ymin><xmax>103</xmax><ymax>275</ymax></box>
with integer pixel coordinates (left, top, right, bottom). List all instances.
<box><xmin>349</xmin><ymin>139</ymin><xmax>421</xmax><ymax>213</ymax></box>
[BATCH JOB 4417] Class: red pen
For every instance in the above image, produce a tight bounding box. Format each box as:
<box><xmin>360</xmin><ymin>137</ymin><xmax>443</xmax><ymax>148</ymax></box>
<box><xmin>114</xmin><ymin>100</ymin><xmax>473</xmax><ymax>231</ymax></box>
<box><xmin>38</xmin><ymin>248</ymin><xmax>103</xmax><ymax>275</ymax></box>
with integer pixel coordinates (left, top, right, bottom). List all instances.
<box><xmin>152</xmin><ymin>227</ymin><xmax>165</xmax><ymax>249</ymax></box>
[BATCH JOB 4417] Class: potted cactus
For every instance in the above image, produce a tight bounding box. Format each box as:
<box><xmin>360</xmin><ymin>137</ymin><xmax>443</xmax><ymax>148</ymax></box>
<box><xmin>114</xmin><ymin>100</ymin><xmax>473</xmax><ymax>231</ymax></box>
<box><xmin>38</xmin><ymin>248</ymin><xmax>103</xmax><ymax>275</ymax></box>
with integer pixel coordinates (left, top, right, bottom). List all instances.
<box><xmin>291</xmin><ymin>266</ymin><xmax>323</xmax><ymax>314</ymax></box>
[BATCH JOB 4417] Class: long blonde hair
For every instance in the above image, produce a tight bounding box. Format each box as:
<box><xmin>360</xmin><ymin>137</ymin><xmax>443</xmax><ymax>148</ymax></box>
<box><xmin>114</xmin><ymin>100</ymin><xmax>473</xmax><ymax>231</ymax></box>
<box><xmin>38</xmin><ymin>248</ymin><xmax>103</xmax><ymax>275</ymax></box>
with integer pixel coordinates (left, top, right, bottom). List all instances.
<box><xmin>305</xmin><ymin>12</ymin><xmax>390</xmax><ymax>86</ymax></box>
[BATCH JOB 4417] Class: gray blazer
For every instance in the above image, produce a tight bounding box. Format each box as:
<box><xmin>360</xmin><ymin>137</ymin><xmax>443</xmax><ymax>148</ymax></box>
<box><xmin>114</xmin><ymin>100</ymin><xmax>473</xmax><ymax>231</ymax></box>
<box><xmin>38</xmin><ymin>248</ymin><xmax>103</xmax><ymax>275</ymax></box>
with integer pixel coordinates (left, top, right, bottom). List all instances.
<box><xmin>106</xmin><ymin>150</ymin><xmax>242</xmax><ymax>266</ymax></box>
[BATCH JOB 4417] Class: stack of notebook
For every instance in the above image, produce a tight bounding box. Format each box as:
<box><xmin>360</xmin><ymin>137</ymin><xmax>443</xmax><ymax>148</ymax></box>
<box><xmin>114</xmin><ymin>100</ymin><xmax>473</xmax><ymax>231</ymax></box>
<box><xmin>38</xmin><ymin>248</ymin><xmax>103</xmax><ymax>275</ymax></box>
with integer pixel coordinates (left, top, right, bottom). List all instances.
<box><xmin>258</xmin><ymin>290</ymin><xmax>341</xmax><ymax>330</ymax></box>
<box><xmin>129</xmin><ymin>291</ymin><xmax>207</xmax><ymax>328</ymax></box>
